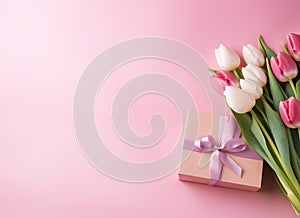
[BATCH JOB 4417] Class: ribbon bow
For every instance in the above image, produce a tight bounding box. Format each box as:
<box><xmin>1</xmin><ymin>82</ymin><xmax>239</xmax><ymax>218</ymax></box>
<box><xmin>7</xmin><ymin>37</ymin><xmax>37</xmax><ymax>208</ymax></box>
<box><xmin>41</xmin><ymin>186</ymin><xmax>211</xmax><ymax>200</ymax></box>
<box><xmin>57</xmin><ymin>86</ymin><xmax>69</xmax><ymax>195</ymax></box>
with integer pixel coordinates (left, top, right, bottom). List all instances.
<box><xmin>194</xmin><ymin>116</ymin><xmax>246</xmax><ymax>185</ymax></box>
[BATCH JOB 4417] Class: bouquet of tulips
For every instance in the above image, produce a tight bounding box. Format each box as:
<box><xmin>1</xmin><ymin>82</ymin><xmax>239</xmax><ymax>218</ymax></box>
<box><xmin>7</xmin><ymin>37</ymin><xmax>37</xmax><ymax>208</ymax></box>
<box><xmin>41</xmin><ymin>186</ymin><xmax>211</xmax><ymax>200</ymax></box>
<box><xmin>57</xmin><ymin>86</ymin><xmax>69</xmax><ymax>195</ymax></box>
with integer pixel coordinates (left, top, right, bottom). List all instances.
<box><xmin>210</xmin><ymin>33</ymin><xmax>300</xmax><ymax>215</ymax></box>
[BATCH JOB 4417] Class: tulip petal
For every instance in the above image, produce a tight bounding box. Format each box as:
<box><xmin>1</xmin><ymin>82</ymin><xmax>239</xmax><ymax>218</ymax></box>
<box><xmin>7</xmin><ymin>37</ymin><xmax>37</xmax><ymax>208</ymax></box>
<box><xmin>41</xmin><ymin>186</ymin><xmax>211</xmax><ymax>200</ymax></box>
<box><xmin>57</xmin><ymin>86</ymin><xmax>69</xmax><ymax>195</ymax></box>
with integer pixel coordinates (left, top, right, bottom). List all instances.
<box><xmin>215</xmin><ymin>44</ymin><xmax>240</xmax><ymax>71</ymax></box>
<box><xmin>223</xmin><ymin>86</ymin><xmax>255</xmax><ymax>114</ymax></box>
<box><xmin>270</xmin><ymin>52</ymin><xmax>298</xmax><ymax>82</ymax></box>
<box><xmin>240</xmin><ymin>79</ymin><xmax>263</xmax><ymax>99</ymax></box>
<box><xmin>279</xmin><ymin>97</ymin><xmax>300</xmax><ymax>128</ymax></box>
<box><xmin>289</xmin><ymin>97</ymin><xmax>300</xmax><ymax>127</ymax></box>
<box><xmin>242</xmin><ymin>64</ymin><xmax>267</xmax><ymax>87</ymax></box>
<box><xmin>210</xmin><ymin>70</ymin><xmax>239</xmax><ymax>94</ymax></box>
<box><xmin>287</xmin><ymin>33</ymin><xmax>300</xmax><ymax>61</ymax></box>
<box><xmin>279</xmin><ymin>101</ymin><xmax>292</xmax><ymax>127</ymax></box>
<box><xmin>243</xmin><ymin>44</ymin><xmax>265</xmax><ymax>66</ymax></box>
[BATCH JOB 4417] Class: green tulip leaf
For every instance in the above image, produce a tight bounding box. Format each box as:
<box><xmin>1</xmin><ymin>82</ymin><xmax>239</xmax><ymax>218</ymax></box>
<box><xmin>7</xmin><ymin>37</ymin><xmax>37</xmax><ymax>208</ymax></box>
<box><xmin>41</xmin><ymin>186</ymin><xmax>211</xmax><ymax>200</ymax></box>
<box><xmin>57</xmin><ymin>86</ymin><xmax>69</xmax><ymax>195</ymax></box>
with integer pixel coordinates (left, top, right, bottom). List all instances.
<box><xmin>285</xmin><ymin>82</ymin><xmax>294</xmax><ymax>98</ymax></box>
<box><xmin>263</xmin><ymin>100</ymin><xmax>291</xmax><ymax>168</ymax></box>
<box><xmin>232</xmin><ymin>112</ymin><xmax>265</xmax><ymax>156</ymax></box>
<box><xmin>231</xmin><ymin>111</ymin><xmax>274</xmax><ymax>166</ymax></box>
<box><xmin>258</xmin><ymin>35</ymin><xmax>276</xmax><ymax>60</ymax></box>
<box><xmin>255</xmin><ymin>99</ymin><xmax>265</xmax><ymax>114</ymax></box>
<box><xmin>274</xmin><ymin>173</ymin><xmax>288</xmax><ymax>196</ymax></box>
<box><xmin>208</xmin><ymin>68</ymin><xmax>219</xmax><ymax>74</ymax></box>
<box><xmin>290</xmin><ymin>128</ymin><xmax>300</xmax><ymax>154</ymax></box>
<box><xmin>250</xmin><ymin>115</ymin><xmax>275</xmax><ymax>163</ymax></box>
<box><xmin>233</xmin><ymin>110</ymin><xmax>286</xmax><ymax>173</ymax></box>
<box><xmin>286</xmin><ymin>128</ymin><xmax>300</xmax><ymax>181</ymax></box>
<box><xmin>296</xmin><ymin>79</ymin><xmax>300</xmax><ymax>97</ymax></box>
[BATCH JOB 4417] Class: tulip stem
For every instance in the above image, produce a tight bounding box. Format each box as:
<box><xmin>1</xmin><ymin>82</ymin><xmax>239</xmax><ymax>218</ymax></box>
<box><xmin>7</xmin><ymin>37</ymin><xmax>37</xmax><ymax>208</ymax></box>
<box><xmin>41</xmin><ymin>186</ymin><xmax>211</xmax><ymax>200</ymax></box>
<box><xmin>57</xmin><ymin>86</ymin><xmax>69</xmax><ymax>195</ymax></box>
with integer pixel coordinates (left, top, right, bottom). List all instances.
<box><xmin>298</xmin><ymin>128</ymin><xmax>300</xmax><ymax>142</ymax></box>
<box><xmin>283</xmin><ymin>46</ymin><xmax>290</xmax><ymax>55</ymax></box>
<box><xmin>233</xmin><ymin>69</ymin><xmax>240</xmax><ymax>80</ymax></box>
<box><xmin>263</xmin><ymin>94</ymin><xmax>273</xmax><ymax>105</ymax></box>
<box><xmin>289</xmin><ymin>79</ymin><xmax>299</xmax><ymax>100</ymax></box>
<box><xmin>263</xmin><ymin>85</ymin><xmax>271</xmax><ymax>98</ymax></box>
<box><xmin>255</xmin><ymin>104</ymin><xmax>268</xmax><ymax>122</ymax></box>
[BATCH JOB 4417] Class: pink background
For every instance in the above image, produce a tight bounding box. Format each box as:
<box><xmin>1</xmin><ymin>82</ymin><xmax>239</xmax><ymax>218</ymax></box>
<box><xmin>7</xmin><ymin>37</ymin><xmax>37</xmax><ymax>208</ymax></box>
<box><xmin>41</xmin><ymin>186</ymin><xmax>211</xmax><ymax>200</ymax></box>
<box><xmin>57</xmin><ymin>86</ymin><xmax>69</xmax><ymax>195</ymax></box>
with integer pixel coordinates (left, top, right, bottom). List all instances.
<box><xmin>1</xmin><ymin>0</ymin><xmax>300</xmax><ymax>217</ymax></box>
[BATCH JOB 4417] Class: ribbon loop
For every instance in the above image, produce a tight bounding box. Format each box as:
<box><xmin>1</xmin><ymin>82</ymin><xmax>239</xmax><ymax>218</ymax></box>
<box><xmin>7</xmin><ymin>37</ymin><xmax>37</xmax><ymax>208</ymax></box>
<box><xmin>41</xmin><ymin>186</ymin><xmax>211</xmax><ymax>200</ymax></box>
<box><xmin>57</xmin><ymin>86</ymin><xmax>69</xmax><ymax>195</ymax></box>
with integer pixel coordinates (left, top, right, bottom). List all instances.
<box><xmin>222</xmin><ymin>138</ymin><xmax>246</xmax><ymax>152</ymax></box>
<box><xmin>194</xmin><ymin>115</ymin><xmax>246</xmax><ymax>185</ymax></box>
<box><xmin>194</xmin><ymin>135</ymin><xmax>218</xmax><ymax>152</ymax></box>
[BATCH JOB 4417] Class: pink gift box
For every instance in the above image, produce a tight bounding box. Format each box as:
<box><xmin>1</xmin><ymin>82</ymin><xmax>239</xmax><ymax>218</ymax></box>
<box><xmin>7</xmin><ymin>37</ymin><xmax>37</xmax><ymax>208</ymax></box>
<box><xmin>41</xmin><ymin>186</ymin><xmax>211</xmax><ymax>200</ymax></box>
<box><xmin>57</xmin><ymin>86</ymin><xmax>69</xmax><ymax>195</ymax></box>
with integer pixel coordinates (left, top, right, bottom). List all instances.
<box><xmin>178</xmin><ymin>111</ymin><xmax>263</xmax><ymax>191</ymax></box>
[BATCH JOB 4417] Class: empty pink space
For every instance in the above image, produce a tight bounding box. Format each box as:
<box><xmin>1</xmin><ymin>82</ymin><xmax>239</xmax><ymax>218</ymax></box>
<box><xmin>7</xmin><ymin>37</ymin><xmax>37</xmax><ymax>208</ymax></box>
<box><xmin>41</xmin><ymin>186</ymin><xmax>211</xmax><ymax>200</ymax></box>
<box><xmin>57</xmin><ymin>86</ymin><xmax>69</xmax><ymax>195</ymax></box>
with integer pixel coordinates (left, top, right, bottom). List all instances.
<box><xmin>0</xmin><ymin>0</ymin><xmax>300</xmax><ymax>218</ymax></box>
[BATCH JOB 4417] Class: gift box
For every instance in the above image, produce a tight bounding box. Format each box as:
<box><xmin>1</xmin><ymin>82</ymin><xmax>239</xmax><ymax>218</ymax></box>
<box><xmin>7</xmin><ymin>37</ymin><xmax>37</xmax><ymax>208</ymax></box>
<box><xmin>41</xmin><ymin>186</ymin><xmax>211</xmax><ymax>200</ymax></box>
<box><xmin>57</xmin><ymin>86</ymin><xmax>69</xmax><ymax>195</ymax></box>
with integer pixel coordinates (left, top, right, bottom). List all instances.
<box><xmin>178</xmin><ymin>111</ymin><xmax>263</xmax><ymax>191</ymax></box>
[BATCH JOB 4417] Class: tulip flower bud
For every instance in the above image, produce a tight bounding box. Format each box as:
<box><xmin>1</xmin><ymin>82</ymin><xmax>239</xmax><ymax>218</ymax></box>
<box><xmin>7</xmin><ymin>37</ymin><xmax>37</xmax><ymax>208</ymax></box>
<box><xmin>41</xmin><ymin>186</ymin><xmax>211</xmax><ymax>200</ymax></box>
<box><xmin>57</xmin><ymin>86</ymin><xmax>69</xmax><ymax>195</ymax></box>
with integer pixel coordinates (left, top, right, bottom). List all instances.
<box><xmin>210</xmin><ymin>70</ymin><xmax>239</xmax><ymax>94</ymax></box>
<box><xmin>223</xmin><ymin>86</ymin><xmax>256</xmax><ymax>114</ymax></box>
<box><xmin>240</xmin><ymin>79</ymin><xmax>263</xmax><ymax>100</ymax></box>
<box><xmin>287</xmin><ymin>33</ymin><xmax>300</xmax><ymax>61</ymax></box>
<box><xmin>243</xmin><ymin>44</ymin><xmax>265</xmax><ymax>66</ymax></box>
<box><xmin>279</xmin><ymin>97</ymin><xmax>300</xmax><ymax>128</ymax></box>
<box><xmin>242</xmin><ymin>63</ymin><xmax>267</xmax><ymax>87</ymax></box>
<box><xmin>270</xmin><ymin>52</ymin><xmax>298</xmax><ymax>82</ymax></box>
<box><xmin>215</xmin><ymin>44</ymin><xmax>241</xmax><ymax>71</ymax></box>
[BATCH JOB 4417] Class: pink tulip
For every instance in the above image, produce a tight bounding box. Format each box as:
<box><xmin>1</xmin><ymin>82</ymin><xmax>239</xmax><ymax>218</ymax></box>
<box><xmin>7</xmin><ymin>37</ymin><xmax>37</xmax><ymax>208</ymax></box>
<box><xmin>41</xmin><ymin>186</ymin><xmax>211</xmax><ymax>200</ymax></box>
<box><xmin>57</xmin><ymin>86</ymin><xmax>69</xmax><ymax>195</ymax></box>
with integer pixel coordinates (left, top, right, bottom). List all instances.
<box><xmin>287</xmin><ymin>33</ymin><xmax>300</xmax><ymax>61</ymax></box>
<box><xmin>210</xmin><ymin>70</ymin><xmax>239</xmax><ymax>94</ymax></box>
<box><xmin>270</xmin><ymin>52</ymin><xmax>298</xmax><ymax>82</ymax></box>
<box><xmin>279</xmin><ymin>97</ymin><xmax>300</xmax><ymax>128</ymax></box>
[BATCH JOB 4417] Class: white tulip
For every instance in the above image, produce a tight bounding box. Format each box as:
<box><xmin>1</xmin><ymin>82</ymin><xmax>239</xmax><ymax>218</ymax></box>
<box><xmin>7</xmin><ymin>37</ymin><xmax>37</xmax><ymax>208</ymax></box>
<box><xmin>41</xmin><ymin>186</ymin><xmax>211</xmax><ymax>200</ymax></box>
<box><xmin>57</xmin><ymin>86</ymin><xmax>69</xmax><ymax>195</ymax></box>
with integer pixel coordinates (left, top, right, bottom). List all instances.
<box><xmin>243</xmin><ymin>44</ymin><xmax>265</xmax><ymax>67</ymax></box>
<box><xmin>240</xmin><ymin>79</ymin><xmax>263</xmax><ymax>99</ymax></box>
<box><xmin>215</xmin><ymin>44</ymin><xmax>241</xmax><ymax>71</ymax></box>
<box><xmin>242</xmin><ymin>63</ymin><xmax>267</xmax><ymax>87</ymax></box>
<box><xmin>223</xmin><ymin>86</ymin><xmax>255</xmax><ymax>114</ymax></box>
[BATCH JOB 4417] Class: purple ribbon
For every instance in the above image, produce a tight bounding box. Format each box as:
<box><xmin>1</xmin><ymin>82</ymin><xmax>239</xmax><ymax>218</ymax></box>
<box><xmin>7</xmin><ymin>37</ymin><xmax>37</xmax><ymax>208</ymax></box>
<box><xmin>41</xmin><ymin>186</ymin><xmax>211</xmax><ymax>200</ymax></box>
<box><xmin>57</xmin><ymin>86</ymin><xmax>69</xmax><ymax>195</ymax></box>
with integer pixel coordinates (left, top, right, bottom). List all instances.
<box><xmin>188</xmin><ymin>116</ymin><xmax>248</xmax><ymax>185</ymax></box>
